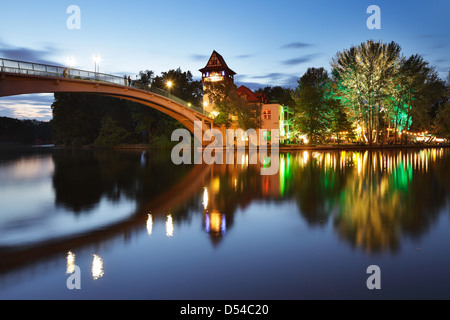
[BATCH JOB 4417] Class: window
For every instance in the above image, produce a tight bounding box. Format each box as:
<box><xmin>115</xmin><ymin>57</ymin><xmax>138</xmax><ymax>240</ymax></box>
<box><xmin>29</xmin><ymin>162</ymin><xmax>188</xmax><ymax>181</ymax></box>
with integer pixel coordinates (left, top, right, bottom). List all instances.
<box><xmin>263</xmin><ymin>110</ymin><xmax>271</xmax><ymax>120</ymax></box>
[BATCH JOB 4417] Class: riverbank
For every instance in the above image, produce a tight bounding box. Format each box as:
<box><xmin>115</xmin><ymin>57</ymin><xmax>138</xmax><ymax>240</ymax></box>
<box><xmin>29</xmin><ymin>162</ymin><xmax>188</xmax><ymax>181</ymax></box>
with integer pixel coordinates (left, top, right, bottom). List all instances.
<box><xmin>278</xmin><ymin>143</ymin><xmax>450</xmax><ymax>151</ymax></box>
<box><xmin>3</xmin><ymin>142</ymin><xmax>448</xmax><ymax>152</ymax></box>
<box><xmin>110</xmin><ymin>142</ymin><xmax>450</xmax><ymax>151</ymax></box>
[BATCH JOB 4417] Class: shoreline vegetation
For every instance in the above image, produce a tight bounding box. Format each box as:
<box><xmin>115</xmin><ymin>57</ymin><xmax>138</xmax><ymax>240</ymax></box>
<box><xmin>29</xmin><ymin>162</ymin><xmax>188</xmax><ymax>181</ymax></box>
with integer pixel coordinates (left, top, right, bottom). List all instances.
<box><xmin>111</xmin><ymin>143</ymin><xmax>450</xmax><ymax>151</ymax></box>
<box><xmin>2</xmin><ymin>141</ymin><xmax>449</xmax><ymax>152</ymax></box>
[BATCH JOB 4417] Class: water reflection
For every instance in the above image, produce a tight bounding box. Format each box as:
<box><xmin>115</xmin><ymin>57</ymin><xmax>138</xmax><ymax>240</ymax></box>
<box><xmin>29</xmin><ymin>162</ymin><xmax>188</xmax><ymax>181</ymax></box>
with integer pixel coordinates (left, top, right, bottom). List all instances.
<box><xmin>166</xmin><ymin>214</ymin><xmax>174</xmax><ymax>237</ymax></box>
<box><xmin>66</xmin><ymin>251</ymin><xmax>76</xmax><ymax>274</ymax></box>
<box><xmin>92</xmin><ymin>254</ymin><xmax>104</xmax><ymax>280</ymax></box>
<box><xmin>146</xmin><ymin>214</ymin><xmax>153</xmax><ymax>236</ymax></box>
<box><xmin>196</xmin><ymin>148</ymin><xmax>449</xmax><ymax>253</ymax></box>
<box><xmin>0</xmin><ymin>147</ymin><xmax>449</xmax><ymax>280</ymax></box>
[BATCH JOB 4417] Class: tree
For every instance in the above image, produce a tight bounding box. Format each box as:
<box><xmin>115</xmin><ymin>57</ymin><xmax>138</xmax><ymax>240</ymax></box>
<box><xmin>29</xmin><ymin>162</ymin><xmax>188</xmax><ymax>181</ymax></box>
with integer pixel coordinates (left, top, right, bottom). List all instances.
<box><xmin>430</xmin><ymin>71</ymin><xmax>450</xmax><ymax>140</ymax></box>
<box><xmin>332</xmin><ymin>40</ymin><xmax>402</xmax><ymax>144</ymax></box>
<box><xmin>292</xmin><ymin>67</ymin><xmax>332</xmax><ymax>144</ymax></box>
<box><xmin>256</xmin><ymin>86</ymin><xmax>294</xmax><ymax>107</ymax></box>
<box><xmin>133</xmin><ymin>70</ymin><xmax>155</xmax><ymax>90</ymax></box>
<box><xmin>94</xmin><ymin>116</ymin><xmax>131</xmax><ymax>147</ymax></box>
<box><xmin>152</xmin><ymin>68</ymin><xmax>203</xmax><ymax>106</ymax></box>
<box><xmin>329</xmin><ymin>99</ymin><xmax>355</xmax><ymax>143</ymax></box>
<box><xmin>204</xmin><ymin>80</ymin><xmax>261</xmax><ymax>130</ymax></box>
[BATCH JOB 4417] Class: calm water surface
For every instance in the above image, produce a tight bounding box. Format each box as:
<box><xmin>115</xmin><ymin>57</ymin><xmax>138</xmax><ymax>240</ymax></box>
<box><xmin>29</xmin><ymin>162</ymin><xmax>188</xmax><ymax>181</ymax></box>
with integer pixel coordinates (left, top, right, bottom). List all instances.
<box><xmin>0</xmin><ymin>147</ymin><xmax>449</xmax><ymax>299</ymax></box>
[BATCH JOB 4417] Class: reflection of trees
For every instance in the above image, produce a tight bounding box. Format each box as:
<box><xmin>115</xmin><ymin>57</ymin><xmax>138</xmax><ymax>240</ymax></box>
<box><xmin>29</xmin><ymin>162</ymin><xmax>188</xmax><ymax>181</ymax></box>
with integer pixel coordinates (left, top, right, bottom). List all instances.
<box><xmin>286</xmin><ymin>152</ymin><xmax>349</xmax><ymax>226</ymax></box>
<box><xmin>191</xmin><ymin>148</ymin><xmax>449</xmax><ymax>252</ymax></box>
<box><xmin>52</xmin><ymin>149</ymin><xmax>195</xmax><ymax>214</ymax></box>
<box><xmin>290</xmin><ymin>149</ymin><xmax>450</xmax><ymax>254</ymax></box>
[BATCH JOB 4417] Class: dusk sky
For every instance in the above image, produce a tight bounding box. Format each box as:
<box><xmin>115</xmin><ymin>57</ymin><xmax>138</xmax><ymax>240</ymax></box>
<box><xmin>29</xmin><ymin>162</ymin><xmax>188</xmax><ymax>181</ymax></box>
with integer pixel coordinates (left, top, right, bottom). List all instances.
<box><xmin>0</xmin><ymin>0</ymin><xmax>448</xmax><ymax>121</ymax></box>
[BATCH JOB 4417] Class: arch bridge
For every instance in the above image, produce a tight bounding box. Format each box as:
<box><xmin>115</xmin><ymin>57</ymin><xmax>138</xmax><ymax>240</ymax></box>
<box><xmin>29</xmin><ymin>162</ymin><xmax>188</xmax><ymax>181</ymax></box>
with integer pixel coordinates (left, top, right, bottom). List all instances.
<box><xmin>0</xmin><ymin>58</ymin><xmax>220</xmax><ymax>144</ymax></box>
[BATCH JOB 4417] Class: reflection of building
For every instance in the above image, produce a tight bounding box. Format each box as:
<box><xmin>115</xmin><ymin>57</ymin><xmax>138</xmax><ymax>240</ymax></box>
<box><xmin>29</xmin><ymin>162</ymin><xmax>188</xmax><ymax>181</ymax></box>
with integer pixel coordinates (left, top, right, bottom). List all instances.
<box><xmin>200</xmin><ymin>51</ymin><xmax>294</xmax><ymax>143</ymax></box>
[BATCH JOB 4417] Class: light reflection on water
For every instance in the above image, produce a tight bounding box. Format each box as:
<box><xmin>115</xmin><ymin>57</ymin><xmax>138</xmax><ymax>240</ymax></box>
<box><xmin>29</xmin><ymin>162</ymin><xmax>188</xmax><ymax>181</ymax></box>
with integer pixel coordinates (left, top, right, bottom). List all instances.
<box><xmin>0</xmin><ymin>147</ymin><xmax>449</xmax><ymax>299</ymax></box>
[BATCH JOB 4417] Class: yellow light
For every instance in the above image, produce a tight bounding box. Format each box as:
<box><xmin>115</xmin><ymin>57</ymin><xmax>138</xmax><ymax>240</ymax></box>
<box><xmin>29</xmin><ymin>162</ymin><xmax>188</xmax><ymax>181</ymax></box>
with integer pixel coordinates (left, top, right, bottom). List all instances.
<box><xmin>66</xmin><ymin>251</ymin><xmax>76</xmax><ymax>274</ymax></box>
<box><xmin>202</xmin><ymin>187</ymin><xmax>209</xmax><ymax>210</ymax></box>
<box><xmin>206</xmin><ymin>72</ymin><xmax>223</xmax><ymax>82</ymax></box>
<box><xmin>166</xmin><ymin>214</ymin><xmax>174</xmax><ymax>237</ymax></box>
<box><xmin>92</xmin><ymin>254</ymin><xmax>104</xmax><ymax>280</ymax></box>
<box><xmin>211</xmin><ymin>111</ymin><xmax>219</xmax><ymax>118</ymax></box>
<box><xmin>146</xmin><ymin>214</ymin><xmax>153</xmax><ymax>236</ymax></box>
<box><xmin>67</xmin><ymin>57</ymin><xmax>75</xmax><ymax>68</ymax></box>
<box><xmin>209</xmin><ymin>212</ymin><xmax>222</xmax><ymax>233</ymax></box>
<box><xmin>92</xmin><ymin>54</ymin><xmax>101</xmax><ymax>63</ymax></box>
<box><xmin>167</xmin><ymin>81</ymin><xmax>173</xmax><ymax>88</ymax></box>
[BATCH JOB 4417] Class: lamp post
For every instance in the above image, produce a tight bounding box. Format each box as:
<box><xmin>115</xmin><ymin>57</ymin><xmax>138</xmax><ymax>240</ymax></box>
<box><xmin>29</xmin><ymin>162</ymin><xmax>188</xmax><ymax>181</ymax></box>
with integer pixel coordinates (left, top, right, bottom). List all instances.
<box><xmin>166</xmin><ymin>80</ymin><xmax>173</xmax><ymax>97</ymax></box>
<box><xmin>93</xmin><ymin>54</ymin><xmax>101</xmax><ymax>74</ymax></box>
<box><xmin>66</xmin><ymin>57</ymin><xmax>75</xmax><ymax>78</ymax></box>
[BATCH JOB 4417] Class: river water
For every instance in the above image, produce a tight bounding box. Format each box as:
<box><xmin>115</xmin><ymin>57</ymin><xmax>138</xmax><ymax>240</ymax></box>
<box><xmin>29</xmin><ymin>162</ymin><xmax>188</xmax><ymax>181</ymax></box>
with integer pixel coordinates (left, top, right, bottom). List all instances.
<box><xmin>0</xmin><ymin>147</ymin><xmax>449</xmax><ymax>299</ymax></box>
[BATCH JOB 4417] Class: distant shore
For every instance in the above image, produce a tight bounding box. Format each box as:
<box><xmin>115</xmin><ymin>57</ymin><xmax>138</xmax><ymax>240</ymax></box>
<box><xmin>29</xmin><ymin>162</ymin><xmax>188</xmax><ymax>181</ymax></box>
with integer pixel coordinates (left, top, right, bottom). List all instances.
<box><xmin>114</xmin><ymin>142</ymin><xmax>450</xmax><ymax>152</ymax></box>
<box><xmin>2</xmin><ymin>142</ymin><xmax>449</xmax><ymax>152</ymax></box>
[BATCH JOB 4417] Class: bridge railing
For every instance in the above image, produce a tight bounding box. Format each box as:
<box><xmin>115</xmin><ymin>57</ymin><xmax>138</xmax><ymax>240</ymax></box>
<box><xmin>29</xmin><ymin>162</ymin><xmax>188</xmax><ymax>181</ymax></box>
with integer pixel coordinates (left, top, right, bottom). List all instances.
<box><xmin>0</xmin><ymin>57</ymin><xmax>209</xmax><ymax>117</ymax></box>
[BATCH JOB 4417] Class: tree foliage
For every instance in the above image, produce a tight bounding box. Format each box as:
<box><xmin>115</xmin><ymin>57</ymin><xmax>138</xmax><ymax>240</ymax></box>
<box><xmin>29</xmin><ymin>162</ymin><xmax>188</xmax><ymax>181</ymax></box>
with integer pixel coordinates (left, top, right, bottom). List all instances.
<box><xmin>51</xmin><ymin>68</ymin><xmax>201</xmax><ymax>147</ymax></box>
<box><xmin>204</xmin><ymin>80</ymin><xmax>261</xmax><ymax>130</ymax></box>
<box><xmin>331</xmin><ymin>39</ymin><xmax>447</xmax><ymax>144</ymax></box>
<box><xmin>292</xmin><ymin>67</ymin><xmax>352</xmax><ymax>144</ymax></box>
<box><xmin>331</xmin><ymin>40</ymin><xmax>401</xmax><ymax>144</ymax></box>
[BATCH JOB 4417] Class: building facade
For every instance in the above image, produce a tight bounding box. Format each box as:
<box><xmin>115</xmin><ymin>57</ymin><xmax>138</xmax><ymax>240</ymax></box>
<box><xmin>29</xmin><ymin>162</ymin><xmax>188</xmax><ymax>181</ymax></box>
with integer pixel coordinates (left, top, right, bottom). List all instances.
<box><xmin>200</xmin><ymin>51</ymin><xmax>294</xmax><ymax>143</ymax></box>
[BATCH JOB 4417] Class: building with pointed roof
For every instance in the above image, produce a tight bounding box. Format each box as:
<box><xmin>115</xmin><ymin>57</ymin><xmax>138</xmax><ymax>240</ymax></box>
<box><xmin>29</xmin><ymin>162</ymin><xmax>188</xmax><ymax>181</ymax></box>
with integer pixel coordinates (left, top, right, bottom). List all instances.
<box><xmin>199</xmin><ymin>51</ymin><xmax>294</xmax><ymax>143</ymax></box>
<box><xmin>200</xmin><ymin>51</ymin><xmax>236</xmax><ymax>114</ymax></box>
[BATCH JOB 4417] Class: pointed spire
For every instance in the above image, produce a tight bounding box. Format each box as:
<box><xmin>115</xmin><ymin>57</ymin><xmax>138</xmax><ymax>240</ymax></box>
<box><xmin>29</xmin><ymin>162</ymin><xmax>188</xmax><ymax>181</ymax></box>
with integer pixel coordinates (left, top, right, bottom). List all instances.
<box><xmin>199</xmin><ymin>50</ymin><xmax>236</xmax><ymax>76</ymax></box>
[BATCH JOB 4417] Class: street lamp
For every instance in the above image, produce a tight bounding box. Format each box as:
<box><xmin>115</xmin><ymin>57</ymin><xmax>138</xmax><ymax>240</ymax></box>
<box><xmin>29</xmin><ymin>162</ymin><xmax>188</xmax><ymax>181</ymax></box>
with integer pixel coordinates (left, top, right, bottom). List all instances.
<box><xmin>66</xmin><ymin>57</ymin><xmax>75</xmax><ymax>78</ymax></box>
<box><xmin>67</xmin><ymin>57</ymin><xmax>75</xmax><ymax>68</ymax></box>
<box><xmin>93</xmin><ymin>54</ymin><xmax>101</xmax><ymax>73</ymax></box>
<box><xmin>166</xmin><ymin>80</ymin><xmax>173</xmax><ymax>96</ymax></box>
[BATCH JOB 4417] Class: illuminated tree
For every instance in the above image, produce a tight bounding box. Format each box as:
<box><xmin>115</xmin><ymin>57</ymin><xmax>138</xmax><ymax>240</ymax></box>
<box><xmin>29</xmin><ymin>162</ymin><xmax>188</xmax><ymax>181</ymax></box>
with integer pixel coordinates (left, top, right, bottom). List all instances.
<box><xmin>332</xmin><ymin>40</ymin><xmax>401</xmax><ymax>144</ymax></box>
<box><xmin>204</xmin><ymin>80</ymin><xmax>261</xmax><ymax>130</ymax></box>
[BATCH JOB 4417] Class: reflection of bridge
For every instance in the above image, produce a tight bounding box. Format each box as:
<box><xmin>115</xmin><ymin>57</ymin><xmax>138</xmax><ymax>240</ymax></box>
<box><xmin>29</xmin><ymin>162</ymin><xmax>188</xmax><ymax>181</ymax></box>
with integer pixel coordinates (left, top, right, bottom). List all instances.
<box><xmin>0</xmin><ymin>161</ymin><xmax>212</xmax><ymax>273</ymax></box>
<box><xmin>0</xmin><ymin>58</ymin><xmax>217</xmax><ymax>144</ymax></box>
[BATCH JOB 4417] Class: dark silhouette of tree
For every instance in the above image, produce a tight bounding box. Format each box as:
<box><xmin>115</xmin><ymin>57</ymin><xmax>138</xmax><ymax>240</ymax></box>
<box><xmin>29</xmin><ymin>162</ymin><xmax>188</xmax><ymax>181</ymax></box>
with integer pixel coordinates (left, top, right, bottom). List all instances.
<box><xmin>292</xmin><ymin>67</ymin><xmax>333</xmax><ymax>143</ymax></box>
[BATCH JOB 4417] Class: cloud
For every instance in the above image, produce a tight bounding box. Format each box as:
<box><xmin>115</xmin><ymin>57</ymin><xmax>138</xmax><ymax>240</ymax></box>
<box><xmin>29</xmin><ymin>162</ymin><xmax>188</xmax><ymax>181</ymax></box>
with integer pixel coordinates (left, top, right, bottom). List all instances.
<box><xmin>0</xmin><ymin>94</ymin><xmax>54</xmax><ymax>121</ymax></box>
<box><xmin>281</xmin><ymin>54</ymin><xmax>318</xmax><ymax>66</ymax></box>
<box><xmin>281</xmin><ymin>42</ymin><xmax>313</xmax><ymax>49</ymax></box>
<box><xmin>431</xmin><ymin>43</ymin><xmax>449</xmax><ymax>50</ymax></box>
<box><xmin>190</xmin><ymin>54</ymin><xmax>209</xmax><ymax>61</ymax></box>
<box><xmin>0</xmin><ymin>40</ymin><xmax>59</xmax><ymax>65</ymax></box>
<box><xmin>236</xmin><ymin>73</ymin><xmax>299</xmax><ymax>89</ymax></box>
<box><xmin>235</xmin><ymin>54</ymin><xmax>254</xmax><ymax>59</ymax></box>
<box><xmin>251</xmin><ymin>73</ymin><xmax>286</xmax><ymax>80</ymax></box>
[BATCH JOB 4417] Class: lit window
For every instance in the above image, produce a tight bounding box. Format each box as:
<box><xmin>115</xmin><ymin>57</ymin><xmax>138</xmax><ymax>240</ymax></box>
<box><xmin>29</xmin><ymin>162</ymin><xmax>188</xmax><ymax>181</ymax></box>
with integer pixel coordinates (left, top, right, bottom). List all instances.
<box><xmin>263</xmin><ymin>110</ymin><xmax>271</xmax><ymax>120</ymax></box>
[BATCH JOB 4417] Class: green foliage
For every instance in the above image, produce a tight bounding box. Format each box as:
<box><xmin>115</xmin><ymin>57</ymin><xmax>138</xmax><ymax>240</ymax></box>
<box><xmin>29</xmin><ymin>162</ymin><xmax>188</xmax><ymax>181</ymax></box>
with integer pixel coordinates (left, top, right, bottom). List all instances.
<box><xmin>151</xmin><ymin>68</ymin><xmax>203</xmax><ymax>106</ymax></box>
<box><xmin>256</xmin><ymin>86</ymin><xmax>294</xmax><ymax>107</ymax></box>
<box><xmin>332</xmin><ymin>40</ymin><xmax>402</xmax><ymax>144</ymax></box>
<box><xmin>293</xmin><ymin>67</ymin><xmax>335</xmax><ymax>143</ymax></box>
<box><xmin>204</xmin><ymin>80</ymin><xmax>261</xmax><ymax>130</ymax></box>
<box><xmin>331</xmin><ymin>40</ymin><xmax>447</xmax><ymax>144</ymax></box>
<box><xmin>51</xmin><ymin>67</ymin><xmax>202</xmax><ymax>147</ymax></box>
<box><xmin>94</xmin><ymin>116</ymin><xmax>132</xmax><ymax>147</ymax></box>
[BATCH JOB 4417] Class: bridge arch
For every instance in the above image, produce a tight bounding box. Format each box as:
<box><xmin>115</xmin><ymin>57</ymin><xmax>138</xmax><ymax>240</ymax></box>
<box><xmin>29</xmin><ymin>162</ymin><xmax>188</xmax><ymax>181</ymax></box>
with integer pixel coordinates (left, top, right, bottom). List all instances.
<box><xmin>0</xmin><ymin>69</ymin><xmax>216</xmax><ymax>144</ymax></box>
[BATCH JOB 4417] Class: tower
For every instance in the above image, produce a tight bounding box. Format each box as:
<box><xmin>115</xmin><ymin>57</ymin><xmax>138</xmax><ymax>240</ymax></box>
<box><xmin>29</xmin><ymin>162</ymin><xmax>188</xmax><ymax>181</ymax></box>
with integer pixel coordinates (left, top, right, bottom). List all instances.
<box><xmin>199</xmin><ymin>50</ymin><xmax>236</xmax><ymax>114</ymax></box>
